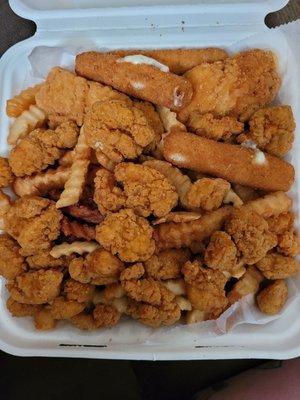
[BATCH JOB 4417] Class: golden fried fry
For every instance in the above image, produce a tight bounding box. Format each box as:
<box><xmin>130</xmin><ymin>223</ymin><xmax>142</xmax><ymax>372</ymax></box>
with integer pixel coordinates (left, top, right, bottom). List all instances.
<box><xmin>6</xmin><ymin>84</ymin><xmax>41</xmax><ymax>117</ymax></box>
<box><xmin>50</xmin><ymin>241</ymin><xmax>99</xmax><ymax>258</ymax></box>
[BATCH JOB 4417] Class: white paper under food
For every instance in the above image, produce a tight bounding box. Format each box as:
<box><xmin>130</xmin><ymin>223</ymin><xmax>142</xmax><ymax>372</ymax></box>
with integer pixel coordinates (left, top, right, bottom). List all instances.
<box><xmin>2</xmin><ymin>23</ymin><xmax>300</xmax><ymax>346</ymax></box>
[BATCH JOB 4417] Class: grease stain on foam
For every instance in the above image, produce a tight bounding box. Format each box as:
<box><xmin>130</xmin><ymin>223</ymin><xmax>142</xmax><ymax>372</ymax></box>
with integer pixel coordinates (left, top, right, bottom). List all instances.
<box><xmin>117</xmin><ymin>54</ymin><xmax>169</xmax><ymax>73</ymax></box>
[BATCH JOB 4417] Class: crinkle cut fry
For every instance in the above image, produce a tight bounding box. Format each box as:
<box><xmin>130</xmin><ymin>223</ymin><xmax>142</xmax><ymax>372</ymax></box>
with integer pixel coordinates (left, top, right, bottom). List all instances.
<box><xmin>13</xmin><ymin>166</ymin><xmax>70</xmax><ymax>197</ymax></box>
<box><xmin>154</xmin><ymin>206</ymin><xmax>232</xmax><ymax>251</ymax></box>
<box><xmin>6</xmin><ymin>84</ymin><xmax>42</xmax><ymax>117</ymax></box>
<box><xmin>56</xmin><ymin>126</ymin><xmax>91</xmax><ymax>208</ymax></box>
<box><xmin>246</xmin><ymin>191</ymin><xmax>292</xmax><ymax>218</ymax></box>
<box><xmin>50</xmin><ymin>241</ymin><xmax>99</xmax><ymax>258</ymax></box>
<box><xmin>8</xmin><ymin>105</ymin><xmax>46</xmax><ymax>146</ymax></box>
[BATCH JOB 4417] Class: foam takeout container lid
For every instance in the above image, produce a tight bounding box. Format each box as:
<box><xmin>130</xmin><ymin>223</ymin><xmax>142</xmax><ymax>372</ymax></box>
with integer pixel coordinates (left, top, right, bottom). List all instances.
<box><xmin>0</xmin><ymin>0</ymin><xmax>299</xmax><ymax>360</ymax></box>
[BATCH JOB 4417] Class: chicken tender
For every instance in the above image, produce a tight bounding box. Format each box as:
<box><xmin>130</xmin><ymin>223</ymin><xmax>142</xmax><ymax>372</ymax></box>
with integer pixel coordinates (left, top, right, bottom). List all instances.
<box><xmin>227</xmin><ymin>266</ymin><xmax>263</xmax><ymax>305</ymax></box>
<box><xmin>0</xmin><ymin>234</ymin><xmax>26</xmax><ymax>280</ymax></box>
<box><xmin>256</xmin><ymin>279</ymin><xmax>288</xmax><ymax>315</ymax></box>
<box><xmin>35</xmin><ymin>67</ymin><xmax>89</xmax><ymax>125</ymax></box>
<box><xmin>9</xmin><ymin>123</ymin><xmax>78</xmax><ymax>177</ymax></box>
<box><xmin>134</xmin><ymin>100</ymin><xmax>164</xmax><ymax>147</ymax></box>
<box><xmin>26</xmin><ymin>249</ymin><xmax>68</xmax><ymax>269</ymax></box>
<box><xmin>7</xmin><ymin>269</ymin><xmax>63</xmax><ymax>304</ymax></box>
<box><xmin>84</xmin><ymin>100</ymin><xmax>156</xmax><ymax>163</ymax></box>
<box><xmin>0</xmin><ymin>157</ymin><xmax>13</xmax><ymax>188</ymax></box>
<box><xmin>239</xmin><ymin>106</ymin><xmax>295</xmax><ymax>157</ymax></box>
<box><xmin>96</xmin><ymin>209</ymin><xmax>155</xmax><ymax>262</ymax></box>
<box><xmin>69</xmin><ymin>249</ymin><xmax>124</xmax><ymax>285</ymax></box>
<box><xmin>187</xmin><ymin>112</ymin><xmax>244</xmax><ymax>141</ymax></box>
<box><xmin>93</xmin><ymin>169</ymin><xmax>125</xmax><ymax>214</ymax></box>
<box><xmin>256</xmin><ymin>253</ymin><xmax>298</xmax><ymax>279</ymax></box>
<box><xmin>185</xmin><ymin>178</ymin><xmax>230</xmax><ymax>211</ymax></box>
<box><xmin>50</xmin><ymin>296</ymin><xmax>86</xmax><ymax>320</ymax></box>
<box><xmin>225</xmin><ymin>208</ymin><xmax>277</xmax><ymax>265</ymax></box>
<box><xmin>4</xmin><ymin>196</ymin><xmax>62</xmax><ymax>256</ymax></box>
<box><xmin>182</xmin><ymin>260</ymin><xmax>228</xmax><ymax>313</ymax></box>
<box><xmin>64</xmin><ymin>278</ymin><xmax>95</xmax><ymax>303</ymax></box>
<box><xmin>114</xmin><ymin>163</ymin><xmax>178</xmax><ymax>217</ymax></box>
<box><xmin>144</xmin><ymin>249</ymin><xmax>191</xmax><ymax>280</ymax></box>
<box><xmin>204</xmin><ymin>231</ymin><xmax>238</xmax><ymax>274</ymax></box>
<box><xmin>6</xmin><ymin>297</ymin><xmax>37</xmax><ymax>317</ymax></box>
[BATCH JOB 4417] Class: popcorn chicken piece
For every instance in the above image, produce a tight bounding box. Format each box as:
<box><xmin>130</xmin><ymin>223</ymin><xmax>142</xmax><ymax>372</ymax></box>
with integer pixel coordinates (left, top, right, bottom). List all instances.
<box><xmin>120</xmin><ymin>263</ymin><xmax>145</xmax><ymax>281</ymax></box>
<box><xmin>34</xmin><ymin>307</ymin><xmax>56</xmax><ymax>330</ymax></box>
<box><xmin>184</xmin><ymin>178</ymin><xmax>230</xmax><ymax>211</ymax></box>
<box><xmin>0</xmin><ymin>157</ymin><xmax>13</xmax><ymax>187</ymax></box>
<box><xmin>277</xmin><ymin>230</ymin><xmax>299</xmax><ymax>257</ymax></box>
<box><xmin>50</xmin><ymin>297</ymin><xmax>86</xmax><ymax>320</ymax></box>
<box><xmin>69</xmin><ymin>249</ymin><xmax>124</xmax><ymax>285</ymax></box>
<box><xmin>122</xmin><ymin>278</ymin><xmax>163</xmax><ymax>306</ymax></box>
<box><xmin>246</xmin><ymin>106</ymin><xmax>295</xmax><ymax>157</ymax></box>
<box><xmin>227</xmin><ymin>266</ymin><xmax>264</xmax><ymax>305</ymax></box>
<box><xmin>7</xmin><ymin>269</ymin><xmax>63</xmax><ymax>304</ymax></box>
<box><xmin>70</xmin><ymin>312</ymin><xmax>97</xmax><ymax>330</ymax></box>
<box><xmin>256</xmin><ymin>279</ymin><xmax>288</xmax><ymax>315</ymax></box>
<box><xmin>84</xmin><ymin>100</ymin><xmax>156</xmax><ymax>163</ymax></box>
<box><xmin>64</xmin><ymin>278</ymin><xmax>95</xmax><ymax>303</ymax></box>
<box><xmin>225</xmin><ymin>208</ymin><xmax>277</xmax><ymax>265</ymax></box>
<box><xmin>93</xmin><ymin>304</ymin><xmax>121</xmax><ymax>328</ymax></box>
<box><xmin>204</xmin><ymin>231</ymin><xmax>237</xmax><ymax>273</ymax></box>
<box><xmin>96</xmin><ymin>209</ymin><xmax>155</xmax><ymax>262</ymax></box>
<box><xmin>9</xmin><ymin>123</ymin><xmax>78</xmax><ymax>177</ymax></box>
<box><xmin>0</xmin><ymin>190</ymin><xmax>11</xmax><ymax>230</ymax></box>
<box><xmin>4</xmin><ymin>196</ymin><xmax>62</xmax><ymax>256</ymax></box>
<box><xmin>187</xmin><ymin>112</ymin><xmax>244</xmax><ymax>141</ymax></box>
<box><xmin>256</xmin><ymin>253</ymin><xmax>298</xmax><ymax>279</ymax></box>
<box><xmin>102</xmin><ymin>283</ymin><xmax>125</xmax><ymax>302</ymax></box>
<box><xmin>134</xmin><ymin>100</ymin><xmax>164</xmax><ymax>147</ymax></box>
<box><xmin>35</xmin><ymin>67</ymin><xmax>89</xmax><ymax>125</ymax></box>
<box><xmin>6</xmin><ymin>297</ymin><xmax>37</xmax><ymax>317</ymax></box>
<box><xmin>0</xmin><ymin>234</ymin><xmax>26</xmax><ymax>280</ymax></box>
<box><xmin>182</xmin><ymin>260</ymin><xmax>228</xmax><ymax>313</ymax></box>
<box><xmin>114</xmin><ymin>163</ymin><xmax>178</xmax><ymax>217</ymax></box>
<box><xmin>26</xmin><ymin>249</ymin><xmax>67</xmax><ymax>269</ymax></box>
<box><xmin>93</xmin><ymin>169</ymin><xmax>125</xmax><ymax>214</ymax></box>
<box><xmin>267</xmin><ymin>212</ymin><xmax>294</xmax><ymax>235</ymax></box>
<box><xmin>144</xmin><ymin>249</ymin><xmax>190</xmax><ymax>280</ymax></box>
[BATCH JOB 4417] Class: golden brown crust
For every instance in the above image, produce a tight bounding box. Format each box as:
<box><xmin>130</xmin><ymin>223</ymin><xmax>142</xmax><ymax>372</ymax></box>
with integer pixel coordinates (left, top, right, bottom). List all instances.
<box><xmin>0</xmin><ymin>157</ymin><xmax>13</xmax><ymax>188</ymax></box>
<box><xmin>163</xmin><ymin>131</ymin><xmax>294</xmax><ymax>192</ymax></box>
<box><xmin>255</xmin><ymin>253</ymin><xmax>298</xmax><ymax>279</ymax></box>
<box><xmin>0</xmin><ymin>234</ymin><xmax>26</xmax><ymax>280</ymax></box>
<box><xmin>75</xmin><ymin>52</ymin><xmax>193</xmax><ymax>110</ymax></box>
<box><xmin>256</xmin><ymin>280</ymin><xmax>288</xmax><ymax>315</ymax></box>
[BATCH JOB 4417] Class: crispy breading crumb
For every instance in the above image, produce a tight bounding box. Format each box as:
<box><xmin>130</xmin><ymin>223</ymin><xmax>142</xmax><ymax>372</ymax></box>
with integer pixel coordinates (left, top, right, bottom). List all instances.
<box><xmin>204</xmin><ymin>231</ymin><xmax>237</xmax><ymax>273</ymax></box>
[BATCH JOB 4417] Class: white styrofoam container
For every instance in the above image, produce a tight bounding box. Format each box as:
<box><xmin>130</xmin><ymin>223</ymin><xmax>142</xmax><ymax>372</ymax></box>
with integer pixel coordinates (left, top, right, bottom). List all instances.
<box><xmin>0</xmin><ymin>0</ymin><xmax>300</xmax><ymax>360</ymax></box>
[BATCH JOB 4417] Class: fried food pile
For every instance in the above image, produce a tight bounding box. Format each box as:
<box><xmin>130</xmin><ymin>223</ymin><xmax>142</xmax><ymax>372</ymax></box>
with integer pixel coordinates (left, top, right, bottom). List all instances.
<box><xmin>1</xmin><ymin>48</ymin><xmax>298</xmax><ymax>331</ymax></box>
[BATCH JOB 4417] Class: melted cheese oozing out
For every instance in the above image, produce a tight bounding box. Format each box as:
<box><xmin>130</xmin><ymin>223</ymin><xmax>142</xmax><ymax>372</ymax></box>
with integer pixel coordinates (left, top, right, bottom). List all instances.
<box><xmin>117</xmin><ymin>55</ymin><xmax>170</xmax><ymax>73</ymax></box>
<box><xmin>241</xmin><ymin>140</ymin><xmax>267</xmax><ymax>165</ymax></box>
<box><xmin>131</xmin><ymin>81</ymin><xmax>145</xmax><ymax>90</ymax></box>
<box><xmin>170</xmin><ymin>153</ymin><xmax>186</xmax><ymax>163</ymax></box>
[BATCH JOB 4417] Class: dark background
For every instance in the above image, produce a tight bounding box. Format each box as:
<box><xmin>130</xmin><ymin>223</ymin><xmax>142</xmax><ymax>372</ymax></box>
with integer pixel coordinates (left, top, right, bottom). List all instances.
<box><xmin>0</xmin><ymin>1</ymin><xmax>299</xmax><ymax>399</ymax></box>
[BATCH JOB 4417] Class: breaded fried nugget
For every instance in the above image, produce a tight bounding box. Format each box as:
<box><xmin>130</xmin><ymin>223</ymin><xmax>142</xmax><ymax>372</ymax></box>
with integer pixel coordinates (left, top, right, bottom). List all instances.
<box><xmin>7</xmin><ymin>269</ymin><xmax>63</xmax><ymax>304</ymax></box>
<box><xmin>179</xmin><ymin>49</ymin><xmax>280</xmax><ymax>122</ymax></box>
<box><xmin>26</xmin><ymin>249</ymin><xmax>68</xmax><ymax>269</ymax></box>
<box><xmin>93</xmin><ymin>304</ymin><xmax>121</xmax><ymax>328</ymax></box>
<box><xmin>6</xmin><ymin>297</ymin><xmax>37</xmax><ymax>317</ymax></box>
<box><xmin>256</xmin><ymin>253</ymin><xmax>298</xmax><ymax>279</ymax></box>
<box><xmin>9</xmin><ymin>122</ymin><xmax>79</xmax><ymax>177</ymax></box>
<box><xmin>4</xmin><ymin>196</ymin><xmax>62</xmax><ymax>256</ymax></box>
<box><xmin>0</xmin><ymin>157</ymin><xmax>13</xmax><ymax>188</ymax></box>
<box><xmin>122</xmin><ymin>278</ymin><xmax>164</xmax><ymax>306</ymax></box>
<box><xmin>64</xmin><ymin>278</ymin><xmax>95</xmax><ymax>303</ymax></box>
<box><xmin>204</xmin><ymin>231</ymin><xmax>238</xmax><ymax>274</ymax></box>
<box><xmin>69</xmin><ymin>249</ymin><xmax>124</xmax><ymax>285</ymax></box>
<box><xmin>35</xmin><ymin>67</ymin><xmax>89</xmax><ymax>125</ymax></box>
<box><xmin>93</xmin><ymin>169</ymin><xmax>125</xmax><ymax>214</ymax></box>
<box><xmin>184</xmin><ymin>178</ymin><xmax>230</xmax><ymax>211</ymax></box>
<box><xmin>257</xmin><ymin>279</ymin><xmax>288</xmax><ymax>315</ymax></box>
<box><xmin>84</xmin><ymin>100</ymin><xmax>156</xmax><ymax>163</ymax></box>
<box><xmin>50</xmin><ymin>297</ymin><xmax>85</xmax><ymax>320</ymax></box>
<box><xmin>239</xmin><ymin>106</ymin><xmax>295</xmax><ymax>157</ymax></box>
<box><xmin>34</xmin><ymin>307</ymin><xmax>56</xmax><ymax>330</ymax></box>
<box><xmin>182</xmin><ymin>260</ymin><xmax>228</xmax><ymax>313</ymax></box>
<box><xmin>114</xmin><ymin>163</ymin><xmax>178</xmax><ymax>217</ymax></box>
<box><xmin>267</xmin><ymin>212</ymin><xmax>294</xmax><ymax>235</ymax></box>
<box><xmin>120</xmin><ymin>263</ymin><xmax>145</xmax><ymax>281</ymax></box>
<box><xmin>187</xmin><ymin>112</ymin><xmax>244</xmax><ymax>141</ymax></box>
<box><xmin>96</xmin><ymin>209</ymin><xmax>155</xmax><ymax>262</ymax></box>
<box><xmin>277</xmin><ymin>230</ymin><xmax>299</xmax><ymax>257</ymax></box>
<box><xmin>225</xmin><ymin>208</ymin><xmax>277</xmax><ymax>265</ymax></box>
<box><xmin>0</xmin><ymin>234</ymin><xmax>26</xmax><ymax>280</ymax></box>
<box><xmin>144</xmin><ymin>249</ymin><xmax>191</xmax><ymax>280</ymax></box>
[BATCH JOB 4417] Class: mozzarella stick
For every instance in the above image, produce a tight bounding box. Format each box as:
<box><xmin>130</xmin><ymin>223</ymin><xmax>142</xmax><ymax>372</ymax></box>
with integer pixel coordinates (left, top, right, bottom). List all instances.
<box><xmin>75</xmin><ymin>52</ymin><xmax>193</xmax><ymax>110</ymax></box>
<box><xmin>110</xmin><ymin>48</ymin><xmax>228</xmax><ymax>74</ymax></box>
<box><xmin>154</xmin><ymin>206</ymin><xmax>232</xmax><ymax>251</ymax></box>
<box><xmin>163</xmin><ymin>131</ymin><xmax>295</xmax><ymax>192</ymax></box>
